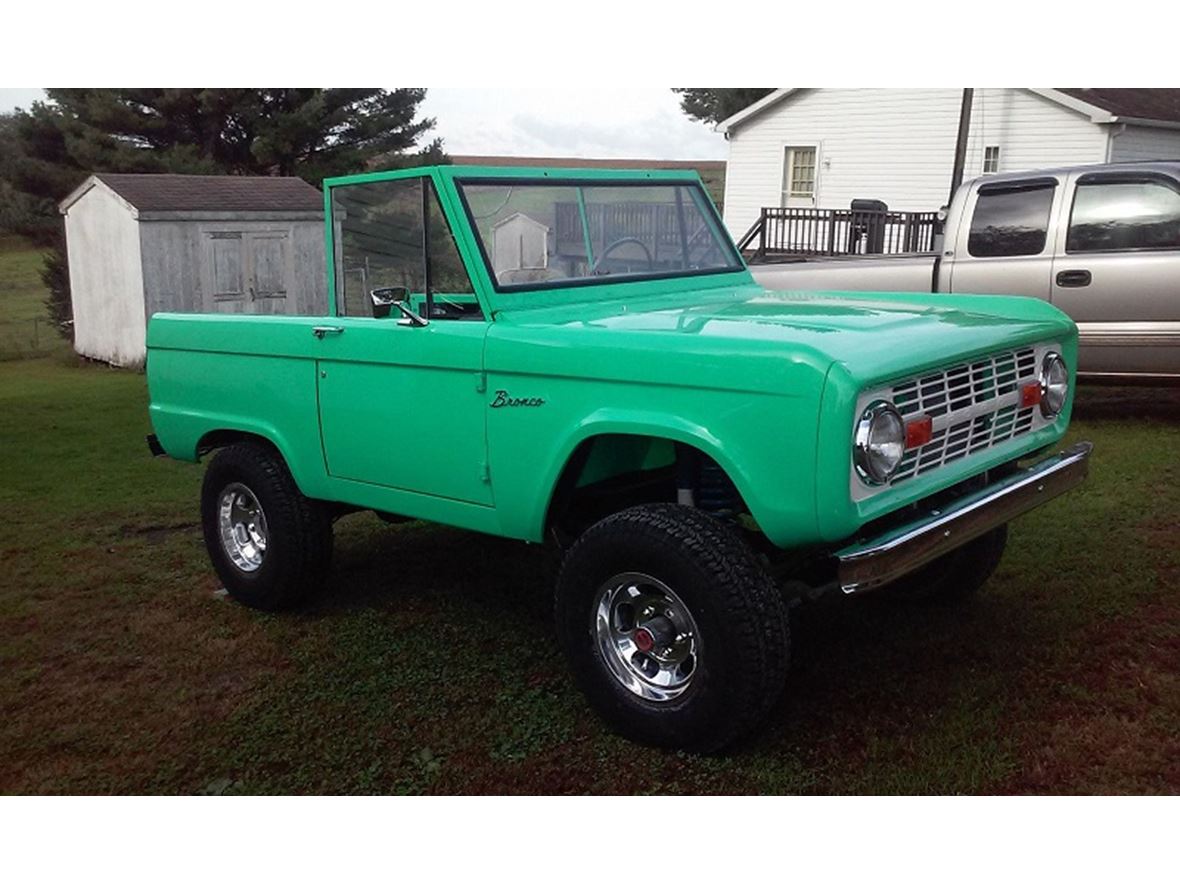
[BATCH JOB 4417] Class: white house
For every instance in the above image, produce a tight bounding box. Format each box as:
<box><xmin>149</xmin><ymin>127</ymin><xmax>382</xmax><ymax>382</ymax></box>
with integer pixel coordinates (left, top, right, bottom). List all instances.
<box><xmin>718</xmin><ymin>88</ymin><xmax>1180</xmax><ymax>239</ymax></box>
<box><xmin>60</xmin><ymin>174</ymin><xmax>327</xmax><ymax>366</ymax></box>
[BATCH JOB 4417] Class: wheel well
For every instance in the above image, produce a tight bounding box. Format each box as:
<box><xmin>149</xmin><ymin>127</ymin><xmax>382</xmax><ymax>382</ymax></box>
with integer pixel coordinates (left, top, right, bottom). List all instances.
<box><xmin>196</xmin><ymin>429</ymin><xmax>279</xmax><ymax>460</ymax></box>
<box><xmin>545</xmin><ymin>434</ymin><xmax>749</xmax><ymax>539</ymax></box>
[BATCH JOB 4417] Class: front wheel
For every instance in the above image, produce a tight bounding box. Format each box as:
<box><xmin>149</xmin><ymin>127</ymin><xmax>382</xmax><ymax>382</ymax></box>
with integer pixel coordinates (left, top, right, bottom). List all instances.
<box><xmin>555</xmin><ymin>504</ymin><xmax>790</xmax><ymax>752</ymax></box>
<box><xmin>200</xmin><ymin>442</ymin><xmax>334</xmax><ymax>611</ymax></box>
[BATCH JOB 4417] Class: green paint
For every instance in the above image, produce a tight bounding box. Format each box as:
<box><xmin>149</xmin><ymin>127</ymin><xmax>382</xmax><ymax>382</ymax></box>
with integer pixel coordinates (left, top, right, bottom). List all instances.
<box><xmin>147</xmin><ymin>165</ymin><xmax>1079</xmax><ymax>549</ymax></box>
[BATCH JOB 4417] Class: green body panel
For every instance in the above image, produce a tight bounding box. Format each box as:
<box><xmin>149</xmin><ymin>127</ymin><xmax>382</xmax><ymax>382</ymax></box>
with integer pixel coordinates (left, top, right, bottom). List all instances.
<box><xmin>146</xmin><ymin>165</ymin><xmax>1079</xmax><ymax>550</ymax></box>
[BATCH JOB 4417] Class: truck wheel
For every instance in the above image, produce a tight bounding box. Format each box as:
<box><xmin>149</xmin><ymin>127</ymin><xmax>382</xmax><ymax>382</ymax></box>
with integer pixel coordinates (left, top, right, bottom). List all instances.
<box><xmin>555</xmin><ymin>504</ymin><xmax>790</xmax><ymax>752</ymax></box>
<box><xmin>200</xmin><ymin>442</ymin><xmax>333</xmax><ymax>611</ymax></box>
<box><xmin>884</xmin><ymin>525</ymin><xmax>1008</xmax><ymax>603</ymax></box>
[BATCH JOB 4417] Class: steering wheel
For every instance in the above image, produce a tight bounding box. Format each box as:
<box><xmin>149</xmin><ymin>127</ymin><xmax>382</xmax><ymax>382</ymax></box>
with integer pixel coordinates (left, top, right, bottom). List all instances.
<box><xmin>590</xmin><ymin>237</ymin><xmax>655</xmax><ymax>274</ymax></box>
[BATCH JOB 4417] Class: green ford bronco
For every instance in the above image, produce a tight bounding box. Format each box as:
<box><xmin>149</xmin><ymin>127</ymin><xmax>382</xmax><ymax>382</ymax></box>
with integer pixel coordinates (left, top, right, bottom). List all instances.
<box><xmin>146</xmin><ymin>165</ymin><xmax>1092</xmax><ymax>751</ymax></box>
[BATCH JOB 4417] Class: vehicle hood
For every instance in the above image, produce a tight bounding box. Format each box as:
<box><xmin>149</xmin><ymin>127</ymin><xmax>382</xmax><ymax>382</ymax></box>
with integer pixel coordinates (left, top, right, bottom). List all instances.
<box><xmin>492</xmin><ymin>284</ymin><xmax>1077</xmax><ymax>390</ymax></box>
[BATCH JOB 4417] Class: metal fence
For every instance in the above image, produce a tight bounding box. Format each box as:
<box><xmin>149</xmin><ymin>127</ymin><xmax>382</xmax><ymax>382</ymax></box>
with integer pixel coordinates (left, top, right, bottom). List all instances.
<box><xmin>0</xmin><ymin>317</ymin><xmax>63</xmax><ymax>360</ymax></box>
<box><xmin>737</xmin><ymin>207</ymin><xmax>941</xmax><ymax>262</ymax></box>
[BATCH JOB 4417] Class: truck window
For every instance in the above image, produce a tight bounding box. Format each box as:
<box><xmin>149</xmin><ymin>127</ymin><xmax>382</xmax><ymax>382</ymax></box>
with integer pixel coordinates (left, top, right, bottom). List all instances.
<box><xmin>1067</xmin><ymin>179</ymin><xmax>1180</xmax><ymax>253</ymax></box>
<box><xmin>331</xmin><ymin>176</ymin><xmax>477</xmax><ymax>319</ymax></box>
<box><xmin>967</xmin><ymin>183</ymin><xmax>1055</xmax><ymax>258</ymax></box>
<box><xmin>455</xmin><ymin>180</ymin><xmax>742</xmax><ymax>291</ymax></box>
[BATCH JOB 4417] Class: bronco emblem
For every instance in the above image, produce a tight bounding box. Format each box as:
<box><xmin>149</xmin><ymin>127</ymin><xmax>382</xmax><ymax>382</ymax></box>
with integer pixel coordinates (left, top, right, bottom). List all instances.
<box><xmin>490</xmin><ymin>389</ymin><xmax>545</xmax><ymax>408</ymax></box>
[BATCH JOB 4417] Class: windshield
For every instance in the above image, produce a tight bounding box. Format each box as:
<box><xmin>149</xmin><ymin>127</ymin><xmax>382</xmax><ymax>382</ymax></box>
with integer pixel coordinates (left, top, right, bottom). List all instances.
<box><xmin>455</xmin><ymin>180</ymin><xmax>743</xmax><ymax>291</ymax></box>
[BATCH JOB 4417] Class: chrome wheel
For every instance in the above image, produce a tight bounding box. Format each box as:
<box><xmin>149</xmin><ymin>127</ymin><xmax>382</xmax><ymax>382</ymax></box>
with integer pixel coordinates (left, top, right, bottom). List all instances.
<box><xmin>594</xmin><ymin>572</ymin><xmax>701</xmax><ymax>703</ymax></box>
<box><xmin>217</xmin><ymin>483</ymin><xmax>268</xmax><ymax>573</ymax></box>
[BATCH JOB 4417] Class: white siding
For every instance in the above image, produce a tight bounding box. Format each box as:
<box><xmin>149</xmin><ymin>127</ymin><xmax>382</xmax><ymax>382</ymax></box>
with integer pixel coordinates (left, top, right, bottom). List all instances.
<box><xmin>64</xmin><ymin>185</ymin><xmax>146</xmax><ymax>367</ymax></box>
<box><xmin>1109</xmin><ymin>124</ymin><xmax>1180</xmax><ymax>161</ymax></box>
<box><xmin>722</xmin><ymin>88</ymin><xmax>1110</xmax><ymax>238</ymax></box>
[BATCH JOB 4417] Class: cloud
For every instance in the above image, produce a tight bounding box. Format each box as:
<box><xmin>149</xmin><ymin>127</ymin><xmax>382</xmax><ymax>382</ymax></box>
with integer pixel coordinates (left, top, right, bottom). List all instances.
<box><xmin>422</xmin><ymin>88</ymin><xmax>725</xmax><ymax>160</ymax></box>
<box><xmin>0</xmin><ymin>88</ymin><xmax>47</xmax><ymax>113</ymax></box>
<box><xmin>0</xmin><ymin>88</ymin><xmax>728</xmax><ymax>160</ymax></box>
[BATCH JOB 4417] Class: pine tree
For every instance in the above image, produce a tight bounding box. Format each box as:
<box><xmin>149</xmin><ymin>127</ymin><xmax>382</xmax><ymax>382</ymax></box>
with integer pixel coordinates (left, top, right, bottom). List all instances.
<box><xmin>0</xmin><ymin>89</ymin><xmax>439</xmax><ymax>341</ymax></box>
<box><xmin>672</xmin><ymin>89</ymin><xmax>776</xmax><ymax>126</ymax></box>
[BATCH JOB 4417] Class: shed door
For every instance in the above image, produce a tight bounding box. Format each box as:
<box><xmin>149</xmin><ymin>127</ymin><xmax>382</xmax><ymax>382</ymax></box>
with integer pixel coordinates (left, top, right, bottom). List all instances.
<box><xmin>208</xmin><ymin>233</ymin><xmax>246</xmax><ymax>308</ymax></box>
<box><xmin>247</xmin><ymin>232</ymin><xmax>290</xmax><ymax>306</ymax></box>
<box><xmin>201</xmin><ymin>229</ymin><xmax>292</xmax><ymax>313</ymax></box>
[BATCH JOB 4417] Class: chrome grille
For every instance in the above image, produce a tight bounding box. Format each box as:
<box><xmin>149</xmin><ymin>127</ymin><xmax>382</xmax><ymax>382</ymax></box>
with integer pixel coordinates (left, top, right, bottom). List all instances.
<box><xmin>890</xmin><ymin>346</ymin><xmax>1039</xmax><ymax>485</ymax></box>
<box><xmin>892</xmin><ymin>347</ymin><xmax>1037</xmax><ymax>420</ymax></box>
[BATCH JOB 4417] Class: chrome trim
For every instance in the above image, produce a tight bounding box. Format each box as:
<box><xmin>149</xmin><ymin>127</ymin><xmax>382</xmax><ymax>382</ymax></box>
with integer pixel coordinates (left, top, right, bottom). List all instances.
<box><xmin>1039</xmin><ymin>351</ymin><xmax>1067</xmax><ymax>418</ymax></box>
<box><xmin>850</xmin><ymin>341</ymin><xmax>1061</xmax><ymax>501</ymax></box>
<box><xmin>593</xmin><ymin>572</ymin><xmax>701</xmax><ymax>703</ymax></box>
<box><xmin>853</xmin><ymin>400</ymin><xmax>904</xmax><ymax>485</ymax></box>
<box><xmin>1077</xmin><ymin>371</ymin><xmax>1180</xmax><ymax>386</ymax></box>
<box><xmin>836</xmin><ymin>441</ymin><xmax>1093</xmax><ymax>593</ymax></box>
<box><xmin>217</xmin><ymin>482</ymin><xmax>269</xmax><ymax>573</ymax></box>
<box><xmin>1077</xmin><ymin>322</ymin><xmax>1180</xmax><ymax>348</ymax></box>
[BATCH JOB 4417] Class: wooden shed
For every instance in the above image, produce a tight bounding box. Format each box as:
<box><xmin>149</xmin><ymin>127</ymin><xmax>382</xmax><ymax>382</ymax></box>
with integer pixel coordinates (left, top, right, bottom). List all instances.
<box><xmin>60</xmin><ymin>173</ymin><xmax>327</xmax><ymax>366</ymax></box>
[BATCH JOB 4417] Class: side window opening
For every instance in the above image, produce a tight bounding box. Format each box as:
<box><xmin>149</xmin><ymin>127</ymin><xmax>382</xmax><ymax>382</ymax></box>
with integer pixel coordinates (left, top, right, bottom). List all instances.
<box><xmin>331</xmin><ymin>176</ymin><xmax>480</xmax><ymax>320</ymax></box>
<box><xmin>1067</xmin><ymin>178</ymin><xmax>1180</xmax><ymax>253</ymax></box>
<box><xmin>967</xmin><ymin>182</ymin><xmax>1056</xmax><ymax>258</ymax></box>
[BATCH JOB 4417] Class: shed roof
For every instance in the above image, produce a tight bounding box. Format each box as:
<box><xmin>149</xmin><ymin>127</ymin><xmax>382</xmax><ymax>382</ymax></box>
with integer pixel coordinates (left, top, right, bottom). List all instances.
<box><xmin>451</xmin><ymin>155</ymin><xmax>724</xmax><ymax>172</ymax></box>
<box><xmin>60</xmin><ymin>173</ymin><xmax>323</xmax><ymax>214</ymax></box>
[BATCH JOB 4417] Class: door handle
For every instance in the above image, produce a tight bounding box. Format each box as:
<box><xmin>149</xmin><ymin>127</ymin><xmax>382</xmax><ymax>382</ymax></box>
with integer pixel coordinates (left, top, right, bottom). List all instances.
<box><xmin>1056</xmin><ymin>269</ymin><xmax>1092</xmax><ymax>288</ymax></box>
<box><xmin>312</xmin><ymin>326</ymin><xmax>344</xmax><ymax>339</ymax></box>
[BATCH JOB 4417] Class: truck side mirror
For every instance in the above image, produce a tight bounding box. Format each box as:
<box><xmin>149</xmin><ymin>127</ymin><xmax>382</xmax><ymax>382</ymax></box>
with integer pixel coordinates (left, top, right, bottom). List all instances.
<box><xmin>370</xmin><ymin>286</ymin><xmax>410</xmax><ymax>319</ymax></box>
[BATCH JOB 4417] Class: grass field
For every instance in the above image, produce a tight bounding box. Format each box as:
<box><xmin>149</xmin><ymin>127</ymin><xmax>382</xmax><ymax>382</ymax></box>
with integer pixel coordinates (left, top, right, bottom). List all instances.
<box><xmin>0</xmin><ymin>236</ymin><xmax>67</xmax><ymax>361</ymax></box>
<box><xmin>0</xmin><ymin>246</ymin><xmax>1177</xmax><ymax>794</ymax></box>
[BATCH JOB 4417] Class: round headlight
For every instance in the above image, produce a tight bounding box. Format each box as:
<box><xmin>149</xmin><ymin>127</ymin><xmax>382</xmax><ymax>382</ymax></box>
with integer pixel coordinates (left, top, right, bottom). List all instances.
<box><xmin>1040</xmin><ymin>352</ymin><xmax>1068</xmax><ymax>417</ymax></box>
<box><xmin>854</xmin><ymin>401</ymin><xmax>905</xmax><ymax>485</ymax></box>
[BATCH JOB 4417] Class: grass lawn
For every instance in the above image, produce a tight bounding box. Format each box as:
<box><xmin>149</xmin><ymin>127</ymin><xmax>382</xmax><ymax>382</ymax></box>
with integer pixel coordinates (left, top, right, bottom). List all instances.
<box><xmin>0</xmin><ymin>236</ymin><xmax>67</xmax><ymax>361</ymax></box>
<box><xmin>0</xmin><ymin>247</ymin><xmax>1177</xmax><ymax>794</ymax></box>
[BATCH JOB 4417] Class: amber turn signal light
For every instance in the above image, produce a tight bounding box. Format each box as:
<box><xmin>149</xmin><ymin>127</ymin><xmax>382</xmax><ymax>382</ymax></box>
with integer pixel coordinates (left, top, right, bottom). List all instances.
<box><xmin>904</xmin><ymin>415</ymin><xmax>933</xmax><ymax>450</ymax></box>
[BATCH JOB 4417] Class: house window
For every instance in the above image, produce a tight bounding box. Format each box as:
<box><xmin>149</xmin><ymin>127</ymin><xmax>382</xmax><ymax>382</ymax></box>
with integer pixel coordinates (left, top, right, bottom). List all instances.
<box><xmin>782</xmin><ymin>147</ymin><xmax>817</xmax><ymax>204</ymax></box>
<box><xmin>983</xmin><ymin>145</ymin><xmax>1001</xmax><ymax>174</ymax></box>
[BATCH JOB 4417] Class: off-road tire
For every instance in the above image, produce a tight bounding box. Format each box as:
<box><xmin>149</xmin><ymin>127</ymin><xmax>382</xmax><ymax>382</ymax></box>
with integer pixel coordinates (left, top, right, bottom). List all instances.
<box><xmin>200</xmin><ymin>442</ymin><xmax>333</xmax><ymax>611</ymax></box>
<box><xmin>884</xmin><ymin>524</ymin><xmax>1008</xmax><ymax>603</ymax></box>
<box><xmin>555</xmin><ymin>504</ymin><xmax>790</xmax><ymax>752</ymax></box>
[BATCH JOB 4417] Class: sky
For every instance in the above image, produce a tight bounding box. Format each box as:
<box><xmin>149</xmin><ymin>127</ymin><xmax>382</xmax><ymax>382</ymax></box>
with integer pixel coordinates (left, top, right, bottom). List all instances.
<box><xmin>0</xmin><ymin>88</ymin><xmax>727</xmax><ymax>161</ymax></box>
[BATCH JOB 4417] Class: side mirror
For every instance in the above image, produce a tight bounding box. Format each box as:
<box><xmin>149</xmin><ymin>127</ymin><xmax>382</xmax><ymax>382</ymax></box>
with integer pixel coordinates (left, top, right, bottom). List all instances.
<box><xmin>370</xmin><ymin>286</ymin><xmax>409</xmax><ymax>319</ymax></box>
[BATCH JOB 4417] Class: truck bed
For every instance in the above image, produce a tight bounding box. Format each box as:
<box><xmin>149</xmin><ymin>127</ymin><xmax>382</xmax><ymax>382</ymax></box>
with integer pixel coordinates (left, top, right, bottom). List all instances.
<box><xmin>750</xmin><ymin>253</ymin><xmax>937</xmax><ymax>294</ymax></box>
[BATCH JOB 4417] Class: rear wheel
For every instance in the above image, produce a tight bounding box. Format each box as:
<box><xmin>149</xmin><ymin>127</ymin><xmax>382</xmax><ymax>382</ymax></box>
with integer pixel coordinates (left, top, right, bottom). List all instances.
<box><xmin>884</xmin><ymin>524</ymin><xmax>1008</xmax><ymax>603</ymax></box>
<box><xmin>555</xmin><ymin>504</ymin><xmax>790</xmax><ymax>752</ymax></box>
<box><xmin>200</xmin><ymin>442</ymin><xmax>333</xmax><ymax>611</ymax></box>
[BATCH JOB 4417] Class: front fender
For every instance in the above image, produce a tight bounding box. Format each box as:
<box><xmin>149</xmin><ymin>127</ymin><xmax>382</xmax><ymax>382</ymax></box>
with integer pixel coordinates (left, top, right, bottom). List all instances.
<box><xmin>489</xmin><ymin>387</ymin><xmax>823</xmax><ymax>546</ymax></box>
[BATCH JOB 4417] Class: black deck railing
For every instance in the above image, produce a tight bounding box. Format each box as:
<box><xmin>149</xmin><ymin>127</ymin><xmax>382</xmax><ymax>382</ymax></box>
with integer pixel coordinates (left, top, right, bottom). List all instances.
<box><xmin>737</xmin><ymin>207</ymin><xmax>941</xmax><ymax>262</ymax></box>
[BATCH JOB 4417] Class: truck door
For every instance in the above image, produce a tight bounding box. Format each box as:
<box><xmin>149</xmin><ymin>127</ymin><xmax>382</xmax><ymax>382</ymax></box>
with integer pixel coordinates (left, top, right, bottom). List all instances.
<box><xmin>314</xmin><ymin>174</ymin><xmax>493</xmax><ymax>507</ymax></box>
<box><xmin>946</xmin><ymin>176</ymin><xmax>1063</xmax><ymax>301</ymax></box>
<box><xmin>1050</xmin><ymin>169</ymin><xmax>1180</xmax><ymax>377</ymax></box>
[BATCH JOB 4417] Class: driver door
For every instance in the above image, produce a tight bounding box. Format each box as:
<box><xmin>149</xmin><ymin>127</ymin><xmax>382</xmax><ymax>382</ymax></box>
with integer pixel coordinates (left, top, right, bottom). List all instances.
<box><xmin>315</xmin><ymin>174</ymin><xmax>493</xmax><ymax>507</ymax></box>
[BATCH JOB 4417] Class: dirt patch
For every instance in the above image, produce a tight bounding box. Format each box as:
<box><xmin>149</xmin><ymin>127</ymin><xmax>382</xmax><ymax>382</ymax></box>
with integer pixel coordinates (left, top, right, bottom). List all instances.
<box><xmin>996</xmin><ymin>592</ymin><xmax>1180</xmax><ymax>794</ymax></box>
<box><xmin>0</xmin><ymin>543</ymin><xmax>290</xmax><ymax>794</ymax></box>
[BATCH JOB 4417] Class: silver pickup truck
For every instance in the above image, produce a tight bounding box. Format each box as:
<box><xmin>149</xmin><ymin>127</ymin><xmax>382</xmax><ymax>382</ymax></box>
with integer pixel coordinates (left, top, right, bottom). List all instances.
<box><xmin>752</xmin><ymin>161</ymin><xmax>1180</xmax><ymax>383</ymax></box>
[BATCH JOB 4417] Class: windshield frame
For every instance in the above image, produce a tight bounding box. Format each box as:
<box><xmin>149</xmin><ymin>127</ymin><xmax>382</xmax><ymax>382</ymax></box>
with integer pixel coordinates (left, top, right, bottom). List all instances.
<box><xmin>453</xmin><ymin>176</ymin><xmax>746</xmax><ymax>294</ymax></box>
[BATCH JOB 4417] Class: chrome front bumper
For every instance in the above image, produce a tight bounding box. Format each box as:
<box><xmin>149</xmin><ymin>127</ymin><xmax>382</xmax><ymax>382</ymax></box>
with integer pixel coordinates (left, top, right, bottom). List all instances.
<box><xmin>836</xmin><ymin>441</ymin><xmax>1093</xmax><ymax>593</ymax></box>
